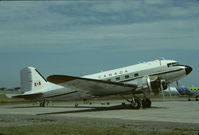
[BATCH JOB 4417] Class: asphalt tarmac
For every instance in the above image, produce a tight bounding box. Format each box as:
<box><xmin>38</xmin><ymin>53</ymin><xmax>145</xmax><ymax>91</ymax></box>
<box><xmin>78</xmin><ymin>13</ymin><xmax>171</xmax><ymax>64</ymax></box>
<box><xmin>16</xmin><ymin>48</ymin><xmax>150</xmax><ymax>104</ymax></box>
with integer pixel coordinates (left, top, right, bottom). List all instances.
<box><xmin>0</xmin><ymin>99</ymin><xmax>199</xmax><ymax>132</ymax></box>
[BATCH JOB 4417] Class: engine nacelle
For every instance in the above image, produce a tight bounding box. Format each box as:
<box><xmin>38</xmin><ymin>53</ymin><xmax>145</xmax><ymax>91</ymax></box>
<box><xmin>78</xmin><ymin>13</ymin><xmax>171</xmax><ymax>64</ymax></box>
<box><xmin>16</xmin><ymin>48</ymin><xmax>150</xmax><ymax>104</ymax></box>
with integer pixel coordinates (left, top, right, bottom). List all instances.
<box><xmin>137</xmin><ymin>76</ymin><xmax>168</xmax><ymax>95</ymax></box>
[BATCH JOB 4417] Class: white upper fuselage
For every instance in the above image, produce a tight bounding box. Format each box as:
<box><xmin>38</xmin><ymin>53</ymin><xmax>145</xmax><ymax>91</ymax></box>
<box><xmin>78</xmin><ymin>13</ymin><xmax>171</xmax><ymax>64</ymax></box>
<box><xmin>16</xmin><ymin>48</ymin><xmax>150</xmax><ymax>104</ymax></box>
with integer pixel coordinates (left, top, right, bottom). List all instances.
<box><xmin>84</xmin><ymin>60</ymin><xmax>186</xmax><ymax>83</ymax></box>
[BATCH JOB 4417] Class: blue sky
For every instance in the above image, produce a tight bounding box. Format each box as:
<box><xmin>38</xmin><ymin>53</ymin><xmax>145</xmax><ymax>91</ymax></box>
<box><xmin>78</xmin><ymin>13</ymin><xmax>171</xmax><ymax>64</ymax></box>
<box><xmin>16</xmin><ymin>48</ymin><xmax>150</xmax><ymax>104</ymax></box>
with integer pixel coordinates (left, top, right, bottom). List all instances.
<box><xmin>0</xmin><ymin>0</ymin><xmax>199</xmax><ymax>88</ymax></box>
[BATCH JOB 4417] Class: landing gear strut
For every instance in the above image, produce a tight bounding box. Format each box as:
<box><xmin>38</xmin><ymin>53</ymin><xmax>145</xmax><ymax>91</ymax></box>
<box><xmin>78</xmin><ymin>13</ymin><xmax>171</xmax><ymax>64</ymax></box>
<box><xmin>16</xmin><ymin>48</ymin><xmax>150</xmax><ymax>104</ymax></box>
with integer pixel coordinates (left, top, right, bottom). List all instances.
<box><xmin>142</xmin><ymin>88</ymin><xmax>152</xmax><ymax>108</ymax></box>
<box><xmin>130</xmin><ymin>98</ymin><xmax>141</xmax><ymax>109</ymax></box>
<box><xmin>121</xmin><ymin>94</ymin><xmax>142</xmax><ymax>109</ymax></box>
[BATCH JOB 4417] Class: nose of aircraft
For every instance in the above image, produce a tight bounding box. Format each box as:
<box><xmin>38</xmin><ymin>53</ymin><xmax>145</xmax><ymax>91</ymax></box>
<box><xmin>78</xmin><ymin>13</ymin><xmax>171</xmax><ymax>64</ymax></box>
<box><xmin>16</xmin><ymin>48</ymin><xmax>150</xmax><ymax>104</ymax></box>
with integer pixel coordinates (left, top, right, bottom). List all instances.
<box><xmin>185</xmin><ymin>66</ymin><xmax>192</xmax><ymax>75</ymax></box>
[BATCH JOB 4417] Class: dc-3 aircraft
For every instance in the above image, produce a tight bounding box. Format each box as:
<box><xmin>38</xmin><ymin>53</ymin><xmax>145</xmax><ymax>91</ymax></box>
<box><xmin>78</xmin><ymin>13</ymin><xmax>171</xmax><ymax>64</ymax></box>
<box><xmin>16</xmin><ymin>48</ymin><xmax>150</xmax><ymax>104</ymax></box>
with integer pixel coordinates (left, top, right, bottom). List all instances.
<box><xmin>7</xmin><ymin>59</ymin><xmax>192</xmax><ymax>109</ymax></box>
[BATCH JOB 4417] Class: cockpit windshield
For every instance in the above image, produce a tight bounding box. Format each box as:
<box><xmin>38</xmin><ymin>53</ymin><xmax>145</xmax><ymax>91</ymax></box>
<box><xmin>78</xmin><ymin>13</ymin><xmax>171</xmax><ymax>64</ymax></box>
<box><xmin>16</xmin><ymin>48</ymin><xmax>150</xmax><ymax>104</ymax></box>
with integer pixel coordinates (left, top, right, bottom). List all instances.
<box><xmin>167</xmin><ymin>62</ymin><xmax>180</xmax><ymax>67</ymax></box>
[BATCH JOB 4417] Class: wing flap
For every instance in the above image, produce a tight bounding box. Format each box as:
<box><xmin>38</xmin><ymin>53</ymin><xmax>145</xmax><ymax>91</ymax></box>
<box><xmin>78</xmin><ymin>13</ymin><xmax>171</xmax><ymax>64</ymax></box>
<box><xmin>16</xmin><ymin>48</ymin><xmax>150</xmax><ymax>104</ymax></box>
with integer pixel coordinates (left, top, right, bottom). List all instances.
<box><xmin>47</xmin><ymin>75</ymin><xmax>137</xmax><ymax>96</ymax></box>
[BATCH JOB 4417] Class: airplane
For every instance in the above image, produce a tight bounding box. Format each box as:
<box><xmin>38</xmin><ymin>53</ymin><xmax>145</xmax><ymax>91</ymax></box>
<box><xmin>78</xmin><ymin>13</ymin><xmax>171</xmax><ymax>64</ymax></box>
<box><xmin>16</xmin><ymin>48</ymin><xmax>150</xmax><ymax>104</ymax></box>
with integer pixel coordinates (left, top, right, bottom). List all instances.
<box><xmin>160</xmin><ymin>87</ymin><xmax>199</xmax><ymax>101</ymax></box>
<box><xmin>176</xmin><ymin>87</ymin><xmax>199</xmax><ymax>101</ymax></box>
<box><xmin>6</xmin><ymin>59</ymin><xmax>192</xmax><ymax>109</ymax></box>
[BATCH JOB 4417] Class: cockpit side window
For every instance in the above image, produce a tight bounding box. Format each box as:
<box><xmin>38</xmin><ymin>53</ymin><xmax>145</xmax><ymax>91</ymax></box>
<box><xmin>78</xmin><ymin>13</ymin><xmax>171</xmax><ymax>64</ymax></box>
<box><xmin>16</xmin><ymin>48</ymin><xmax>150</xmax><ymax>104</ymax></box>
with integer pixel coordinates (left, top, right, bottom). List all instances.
<box><xmin>167</xmin><ymin>62</ymin><xmax>179</xmax><ymax>67</ymax></box>
<box><xmin>167</xmin><ymin>63</ymin><xmax>172</xmax><ymax>67</ymax></box>
<box><xmin>172</xmin><ymin>62</ymin><xmax>179</xmax><ymax>66</ymax></box>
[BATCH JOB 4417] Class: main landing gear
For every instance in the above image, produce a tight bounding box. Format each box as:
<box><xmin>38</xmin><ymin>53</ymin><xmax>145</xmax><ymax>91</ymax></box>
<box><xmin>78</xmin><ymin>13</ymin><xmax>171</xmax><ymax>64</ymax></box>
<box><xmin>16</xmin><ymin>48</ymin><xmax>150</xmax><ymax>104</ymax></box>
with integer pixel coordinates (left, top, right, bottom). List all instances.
<box><xmin>121</xmin><ymin>94</ymin><xmax>151</xmax><ymax>109</ymax></box>
<box><xmin>188</xmin><ymin>96</ymin><xmax>199</xmax><ymax>101</ymax></box>
<box><xmin>142</xmin><ymin>98</ymin><xmax>151</xmax><ymax>108</ymax></box>
<box><xmin>130</xmin><ymin>98</ymin><xmax>141</xmax><ymax>109</ymax></box>
<box><xmin>196</xmin><ymin>96</ymin><xmax>199</xmax><ymax>101</ymax></box>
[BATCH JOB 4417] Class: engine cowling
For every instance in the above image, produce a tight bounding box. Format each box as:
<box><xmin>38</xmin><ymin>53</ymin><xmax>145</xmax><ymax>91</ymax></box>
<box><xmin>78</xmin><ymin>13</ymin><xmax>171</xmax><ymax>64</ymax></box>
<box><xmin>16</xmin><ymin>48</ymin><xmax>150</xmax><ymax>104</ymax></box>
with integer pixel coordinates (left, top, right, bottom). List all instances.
<box><xmin>137</xmin><ymin>76</ymin><xmax>168</xmax><ymax>95</ymax></box>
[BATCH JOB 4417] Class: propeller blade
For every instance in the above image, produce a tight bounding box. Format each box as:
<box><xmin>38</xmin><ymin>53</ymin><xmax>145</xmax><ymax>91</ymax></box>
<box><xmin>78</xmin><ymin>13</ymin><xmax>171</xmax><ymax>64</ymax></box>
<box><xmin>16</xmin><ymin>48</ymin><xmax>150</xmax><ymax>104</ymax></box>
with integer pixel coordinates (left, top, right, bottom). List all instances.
<box><xmin>168</xmin><ymin>85</ymin><xmax>172</xmax><ymax>100</ymax></box>
<box><xmin>160</xmin><ymin>80</ymin><xmax>165</xmax><ymax>100</ymax></box>
<box><xmin>176</xmin><ymin>81</ymin><xmax>179</xmax><ymax>87</ymax></box>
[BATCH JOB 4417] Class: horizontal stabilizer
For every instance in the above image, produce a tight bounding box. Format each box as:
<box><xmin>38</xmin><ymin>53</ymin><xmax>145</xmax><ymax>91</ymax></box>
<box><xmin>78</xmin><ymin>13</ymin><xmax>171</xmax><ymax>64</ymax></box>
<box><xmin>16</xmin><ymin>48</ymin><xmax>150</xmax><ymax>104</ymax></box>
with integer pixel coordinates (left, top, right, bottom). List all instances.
<box><xmin>6</xmin><ymin>93</ymin><xmax>43</xmax><ymax>99</ymax></box>
<box><xmin>5</xmin><ymin>94</ymin><xmax>20</xmax><ymax>98</ymax></box>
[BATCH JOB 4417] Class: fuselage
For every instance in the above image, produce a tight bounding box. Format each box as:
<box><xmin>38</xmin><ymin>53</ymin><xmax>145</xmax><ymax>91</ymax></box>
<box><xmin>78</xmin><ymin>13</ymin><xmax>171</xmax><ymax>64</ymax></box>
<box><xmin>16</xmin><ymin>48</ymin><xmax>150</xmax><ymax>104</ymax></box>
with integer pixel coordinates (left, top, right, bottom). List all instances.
<box><xmin>24</xmin><ymin>59</ymin><xmax>192</xmax><ymax>101</ymax></box>
<box><xmin>84</xmin><ymin>59</ymin><xmax>190</xmax><ymax>84</ymax></box>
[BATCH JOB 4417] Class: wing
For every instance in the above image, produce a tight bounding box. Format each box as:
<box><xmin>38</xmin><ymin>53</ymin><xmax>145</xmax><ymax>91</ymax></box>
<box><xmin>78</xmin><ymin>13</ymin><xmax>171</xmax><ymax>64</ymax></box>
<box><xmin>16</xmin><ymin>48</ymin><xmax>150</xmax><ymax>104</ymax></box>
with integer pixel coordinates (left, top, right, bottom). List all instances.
<box><xmin>47</xmin><ymin>75</ymin><xmax>137</xmax><ymax>96</ymax></box>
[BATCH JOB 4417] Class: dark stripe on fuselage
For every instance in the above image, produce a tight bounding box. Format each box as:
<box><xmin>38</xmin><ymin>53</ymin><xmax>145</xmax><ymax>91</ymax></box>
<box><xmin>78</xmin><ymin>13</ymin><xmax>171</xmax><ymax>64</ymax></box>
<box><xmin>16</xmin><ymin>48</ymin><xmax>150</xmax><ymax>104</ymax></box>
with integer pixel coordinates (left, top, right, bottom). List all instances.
<box><xmin>120</xmin><ymin>68</ymin><xmax>184</xmax><ymax>83</ymax></box>
<box><xmin>44</xmin><ymin>91</ymin><xmax>78</xmax><ymax>98</ymax></box>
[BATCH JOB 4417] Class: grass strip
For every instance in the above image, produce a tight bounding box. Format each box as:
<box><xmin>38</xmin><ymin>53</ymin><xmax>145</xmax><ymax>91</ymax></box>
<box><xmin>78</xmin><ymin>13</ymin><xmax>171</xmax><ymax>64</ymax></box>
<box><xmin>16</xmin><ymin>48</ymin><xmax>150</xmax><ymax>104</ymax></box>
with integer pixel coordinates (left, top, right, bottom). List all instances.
<box><xmin>0</xmin><ymin>123</ymin><xmax>194</xmax><ymax>135</ymax></box>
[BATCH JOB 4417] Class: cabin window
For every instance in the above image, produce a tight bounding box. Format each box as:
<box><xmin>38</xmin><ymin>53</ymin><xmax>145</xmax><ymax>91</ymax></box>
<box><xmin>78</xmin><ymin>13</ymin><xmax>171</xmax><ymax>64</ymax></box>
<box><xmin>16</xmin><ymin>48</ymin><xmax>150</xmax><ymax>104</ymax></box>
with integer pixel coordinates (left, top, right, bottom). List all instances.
<box><xmin>107</xmin><ymin>79</ymin><xmax>111</xmax><ymax>82</ymax></box>
<box><xmin>116</xmin><ymin>77</ymin><xmax>120</xmax><ymax>81</ymax></box>
<box><xmin>134</xmin><ymin>73</ymin><xmax>139</xmax><ymax>77</ymax></box>
<box><xmin>125</xmin><ymin>75</ymin><xmax>129</xmax><ymax>79</ymax></box>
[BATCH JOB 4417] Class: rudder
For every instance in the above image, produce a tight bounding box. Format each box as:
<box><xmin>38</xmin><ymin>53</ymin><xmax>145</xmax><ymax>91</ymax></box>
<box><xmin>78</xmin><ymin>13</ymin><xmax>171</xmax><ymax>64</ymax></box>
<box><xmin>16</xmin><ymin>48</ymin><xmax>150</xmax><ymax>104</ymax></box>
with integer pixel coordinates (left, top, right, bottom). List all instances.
<box><xmin>20</xmin><ymin>67</ymin><xmax>47</xmax><ymax>92</ymax></box>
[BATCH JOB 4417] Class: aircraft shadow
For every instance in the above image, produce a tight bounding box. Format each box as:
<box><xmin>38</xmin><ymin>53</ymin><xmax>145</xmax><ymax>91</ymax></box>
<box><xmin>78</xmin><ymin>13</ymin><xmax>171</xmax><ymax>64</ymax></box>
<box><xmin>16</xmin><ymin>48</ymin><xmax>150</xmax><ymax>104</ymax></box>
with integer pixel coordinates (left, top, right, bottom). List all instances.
<box><xmin>37</xmin><ymin>104</ymin><xmax>168</xmax><ymax>115</ymax></box>
<box><xmin>8</xmin><ymin>106</ymin><xmax>42</xmax><ymax>109</ymax></box>
<box><xmin>8</xmin><ymin>105</ymin><xmax>99</xmax><ymax>109</ymax></box>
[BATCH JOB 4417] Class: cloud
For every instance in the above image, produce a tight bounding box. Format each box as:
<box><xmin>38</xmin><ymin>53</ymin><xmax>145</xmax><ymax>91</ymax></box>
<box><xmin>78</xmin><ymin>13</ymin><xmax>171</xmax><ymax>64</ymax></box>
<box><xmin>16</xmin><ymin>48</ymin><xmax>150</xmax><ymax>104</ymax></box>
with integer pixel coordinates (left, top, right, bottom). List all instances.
<box><xmin>0</xmin><ymin>0</ymin><xmax>199</xmax><ymax>87</ymax></box>
<box><xmin>0</xmin><ymin>17</ymin><xmax>198</xmax><ymax>53</ymax></box>
<box><xmin>1</xmin><ymin>0</ymin><xmax>198</xmax><ymax>29</ymax></box>
<box><xmin>0</xmin><ymin>0</ymin><xmax>198</xmax><ymax>53</ymax></box>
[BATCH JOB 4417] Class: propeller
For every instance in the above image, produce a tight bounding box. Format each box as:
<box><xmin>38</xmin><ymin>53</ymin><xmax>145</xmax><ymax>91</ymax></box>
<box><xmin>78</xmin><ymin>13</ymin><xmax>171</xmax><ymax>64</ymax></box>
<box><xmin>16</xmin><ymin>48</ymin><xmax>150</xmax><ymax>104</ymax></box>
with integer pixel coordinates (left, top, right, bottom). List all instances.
<box><xmin>160</xmin><ymin>80</ymin><xmax>165</xmax><ymax>100</ymax></box>
<box><xmin>176</xmin><ymin>81</ymin><xmax>179</xmax><ymax>87</ymax></box>
<box><xmin>146</xmin><ymin>76</ymin><xmax>152</xmax><ymax>94</ymax></box>
<box><xmin>168</xmin><ymin>84</ymin><xmax>172</xmax><ymax>100</ymax></box>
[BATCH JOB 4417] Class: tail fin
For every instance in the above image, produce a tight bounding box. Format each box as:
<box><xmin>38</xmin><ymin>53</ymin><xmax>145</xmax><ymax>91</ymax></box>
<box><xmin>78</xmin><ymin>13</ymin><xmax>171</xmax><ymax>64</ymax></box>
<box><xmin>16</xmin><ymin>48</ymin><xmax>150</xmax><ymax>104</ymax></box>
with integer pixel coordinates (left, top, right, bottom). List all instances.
<box><xmin>20</xmin><ymin>67</ymin><xmax>47</xmax><ymax>92</ymax></box>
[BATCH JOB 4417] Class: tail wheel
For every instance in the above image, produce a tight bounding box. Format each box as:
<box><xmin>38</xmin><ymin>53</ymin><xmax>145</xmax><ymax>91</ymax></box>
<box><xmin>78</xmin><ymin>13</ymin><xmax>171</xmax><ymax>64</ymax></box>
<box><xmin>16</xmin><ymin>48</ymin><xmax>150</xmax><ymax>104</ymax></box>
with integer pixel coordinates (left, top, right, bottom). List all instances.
<box><xmin>39</xmin><ymin>102</ymin><xmax>45</xmax><ymax>107</ymax></box>
<box><xmin>39</xmin><ymin>100</ymin><xmax>46</xmax><ymax>107</ymax></box>
<box><xmin>142</xmin><ymin>98</ymin><xmax>151</xmax><ymax>108</ymax></box>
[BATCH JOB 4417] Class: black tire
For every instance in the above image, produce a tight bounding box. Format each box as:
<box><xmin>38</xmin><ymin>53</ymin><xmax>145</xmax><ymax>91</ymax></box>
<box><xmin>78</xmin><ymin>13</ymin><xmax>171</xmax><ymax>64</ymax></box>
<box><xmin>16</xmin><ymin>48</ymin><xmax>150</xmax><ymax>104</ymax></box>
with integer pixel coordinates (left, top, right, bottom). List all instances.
<box><xmin>40</xmin><ymin>102</ymin><xmax>45</xmax><ymax>107</ymax></box>
<box><xmin>130</xmin><ymin>99</ymin><xmax>141</xmax><ymax>109</ymax></box>
<box><xmin>142</xmin><ymin>98</ymin><xmax>151</xmax><ymax>108</ymax></box>
<box><xmin>121</xmin><ymin>102</ymin><xmax>126</xmax><ymax>106</ymax></box>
